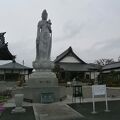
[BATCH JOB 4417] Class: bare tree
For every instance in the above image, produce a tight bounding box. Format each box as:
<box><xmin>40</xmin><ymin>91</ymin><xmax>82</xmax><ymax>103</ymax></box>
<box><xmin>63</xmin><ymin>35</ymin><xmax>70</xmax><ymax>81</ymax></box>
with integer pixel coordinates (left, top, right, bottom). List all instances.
<box><xmin>118</xmin><ymin>56</ymin><xmax>120</xmax><ymax>62</ymax></box>
<box><xmin>95</xmin><ymin>58</ymin><xmax>114</xmax><ymax>66</ymax></box>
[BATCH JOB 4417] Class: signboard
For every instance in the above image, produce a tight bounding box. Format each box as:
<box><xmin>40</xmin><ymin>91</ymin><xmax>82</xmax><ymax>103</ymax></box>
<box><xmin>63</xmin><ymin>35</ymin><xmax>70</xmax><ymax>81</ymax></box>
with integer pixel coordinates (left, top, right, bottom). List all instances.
<box><xmin>92</xmin><ymin>85</ymin><xmax>106</xmax><ymax>96</ymax></box>
<box><xmin>91</xmin><ymin>84</ymin><xmax>110</xmax><ymax>114</ymax></box>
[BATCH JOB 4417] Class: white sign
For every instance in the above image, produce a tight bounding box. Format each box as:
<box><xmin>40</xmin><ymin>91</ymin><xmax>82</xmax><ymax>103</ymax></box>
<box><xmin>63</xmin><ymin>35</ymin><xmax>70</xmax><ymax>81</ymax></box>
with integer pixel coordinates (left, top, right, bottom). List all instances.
<box><xmin>92</xmin><ymin>85</ymin><xmax>106</xmax><ymax>96</ymax></box>
<box><xmin>91</xmin><ymin>85</ymin><xmax>110</xmax><ymax>114</ymax></box>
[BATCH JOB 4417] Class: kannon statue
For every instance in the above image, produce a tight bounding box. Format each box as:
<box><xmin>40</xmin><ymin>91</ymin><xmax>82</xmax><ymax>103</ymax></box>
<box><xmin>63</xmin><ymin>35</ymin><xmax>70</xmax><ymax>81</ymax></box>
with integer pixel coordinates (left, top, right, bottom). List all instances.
<box><xmin>33</xmin><ymin>10</ymin><xmax>52</xmax><ymax>70</ymax></box>
<box><xmin>36</xmin><ymin>9</ymin><xmax>52</xmax><ymax>62</ymax></box>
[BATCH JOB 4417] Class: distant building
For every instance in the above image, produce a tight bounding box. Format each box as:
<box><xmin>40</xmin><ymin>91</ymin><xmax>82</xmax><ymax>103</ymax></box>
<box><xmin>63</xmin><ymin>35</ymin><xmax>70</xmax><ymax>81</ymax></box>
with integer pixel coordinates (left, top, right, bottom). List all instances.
<box><xmin>54</xmin><ymin>47</ymin><xmax>99</xmax><ymax>84</ymax></box>
<box><xmin>100</xmin><ymin>62</ymin><xmax>120</xmax><ymax>86</ymax></box>
<box><xmin>0</xmin><ymin>61</ymin><xmax>33</xmax><ymax>85</ymax></box>
<box><xmin>102</xmin><ymin>62</ymin><xmax>120</xmax><ymax>73</ymax></box>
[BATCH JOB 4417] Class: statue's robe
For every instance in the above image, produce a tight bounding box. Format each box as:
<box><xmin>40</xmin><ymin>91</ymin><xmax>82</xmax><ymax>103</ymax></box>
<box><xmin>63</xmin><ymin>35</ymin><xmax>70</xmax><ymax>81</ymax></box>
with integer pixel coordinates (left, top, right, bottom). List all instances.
<box><xmin>36</xmin><ymin>20</ymin><xmax>51</xmax><ymax>62</ymax></box>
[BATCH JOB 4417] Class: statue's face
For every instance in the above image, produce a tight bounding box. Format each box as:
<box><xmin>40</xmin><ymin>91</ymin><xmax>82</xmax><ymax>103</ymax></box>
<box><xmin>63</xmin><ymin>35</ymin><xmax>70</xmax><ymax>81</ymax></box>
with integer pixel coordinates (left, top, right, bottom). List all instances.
<box><xmin>42</xmin><ymin>14</ymin><xmax>48</xmax><ymax>20</ymax></box>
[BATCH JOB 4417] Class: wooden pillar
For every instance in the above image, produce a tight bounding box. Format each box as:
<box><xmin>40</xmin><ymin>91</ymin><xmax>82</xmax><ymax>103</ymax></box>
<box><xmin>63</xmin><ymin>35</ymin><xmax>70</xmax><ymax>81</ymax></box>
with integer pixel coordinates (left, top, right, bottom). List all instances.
<box><xmin>19</xmin><ymin>70</ymin><xmax>20</xmax><ymax>81</ymax></box>
<box><xmin>90</xmin><ymin>72</ymin><xmax>91</xmax><ymax>80</ymax></box>
<box><xmin>94</xmin><ymin>71</ymin><xmax>96</xmax><ymax>84</ymax></box>
<box><xmin>28</xmin><ymin>74</ymin><xmax>29</xmax><ymax>80</ymax></box>
<box><xmin>89</xmin><ymin>71</ymin><xmax>91</xmax><ymax>82</ymax></box>
<box><xmin>4</xmin><ymin>70</ymin><xmax>6</xmax><ymax>81</ymax></box>
<box><xmin>84</xmin><ymin>72</ymin><xmax>85</xmax><ymax>79</ymax></box>
<box><xmin>94</xmin><ymin>72</ymin><xmax>95</xmax><ymax>79</ymax></box>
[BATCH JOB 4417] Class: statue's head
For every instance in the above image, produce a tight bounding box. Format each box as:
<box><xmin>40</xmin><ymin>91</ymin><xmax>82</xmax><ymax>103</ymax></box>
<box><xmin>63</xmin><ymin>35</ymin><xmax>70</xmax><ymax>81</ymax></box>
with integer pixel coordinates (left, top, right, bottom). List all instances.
<box><xmin>42</xmin><ymin>9</ymin><xmax>48</xmax><ymax>20</ymax></box>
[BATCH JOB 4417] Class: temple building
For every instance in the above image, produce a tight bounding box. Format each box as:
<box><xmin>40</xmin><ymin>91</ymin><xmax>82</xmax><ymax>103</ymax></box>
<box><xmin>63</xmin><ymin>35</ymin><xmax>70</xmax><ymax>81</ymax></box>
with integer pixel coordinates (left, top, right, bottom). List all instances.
<box><xmin>54</xmin><ymin>47</ymin><xmax>100</xmax><ymax>84</ymax></box>
<box><xmin>102</xmin><ymin>62</ymin><xmax>120</xmax><ymax>73</ymax></box>
<box><xmin>0</xmin><ymin>61</ymin><xmax>33</xmax><ymax>85</ymax></box>
<box><xmin>0</xmin><ymin>32</ymin><xmax>33</xmax><ymax>86</ymax></box>
<box><xmin>99</xmin><ymin>62</ymin><xmax>120</xmax><ymax>86</ymax></box>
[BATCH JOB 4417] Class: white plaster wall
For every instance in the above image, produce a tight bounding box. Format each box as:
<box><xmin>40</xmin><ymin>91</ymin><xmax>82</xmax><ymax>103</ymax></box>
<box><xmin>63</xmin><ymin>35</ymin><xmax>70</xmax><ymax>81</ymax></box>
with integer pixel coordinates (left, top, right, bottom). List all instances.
<box><xmin>60</xmin><ymin>56</ymin><xmax>80</xmax><ymax>63</ymax></box>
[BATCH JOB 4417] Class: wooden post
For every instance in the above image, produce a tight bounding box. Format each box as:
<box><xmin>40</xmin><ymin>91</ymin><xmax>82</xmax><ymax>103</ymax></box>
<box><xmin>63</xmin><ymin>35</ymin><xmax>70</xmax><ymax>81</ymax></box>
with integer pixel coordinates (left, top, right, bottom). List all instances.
<box><xmin>4</xmin><ymin>70</ymin><xmax>6</xmax><ymax>81</ymax></box>
<box><xmin>28</xmin><ymin>74</ymin><xmax>29</xmax><ymax>80</ymax></box>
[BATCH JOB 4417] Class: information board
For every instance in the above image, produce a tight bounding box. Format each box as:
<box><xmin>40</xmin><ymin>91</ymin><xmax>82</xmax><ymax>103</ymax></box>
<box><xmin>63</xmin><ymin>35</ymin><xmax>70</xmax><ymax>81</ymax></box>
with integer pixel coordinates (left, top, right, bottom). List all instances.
<box><xmin>92</xmin><ymin>85</ymin><xmax>106</xmax><ymax>96</ymax></box>
<box><xmin>91</xmin><ymin>85</ymin><xmax>110</xmax><ymax>114</ymax></box>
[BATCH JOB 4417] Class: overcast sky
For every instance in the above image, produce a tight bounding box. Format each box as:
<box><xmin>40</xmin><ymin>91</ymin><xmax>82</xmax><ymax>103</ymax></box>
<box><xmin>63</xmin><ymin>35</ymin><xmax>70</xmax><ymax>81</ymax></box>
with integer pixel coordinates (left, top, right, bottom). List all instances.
<box><xmin>0</xmin><ymin>0</ymin><xmax>120</xmax><ymax>67</ymax></box>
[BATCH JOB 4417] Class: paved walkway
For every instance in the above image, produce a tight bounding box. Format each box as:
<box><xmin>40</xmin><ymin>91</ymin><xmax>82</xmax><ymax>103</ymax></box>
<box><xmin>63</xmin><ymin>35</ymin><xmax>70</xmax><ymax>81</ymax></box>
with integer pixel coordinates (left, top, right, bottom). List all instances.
<box><xmin>3</xmin><ymin>95</ymin><xmax>120</xmax><ymax>120</ymax></box>
<box><xmin>33</xmin><ymin>103</ymin><xmax>84</xmax><ymax>120</ymax></box>
<box><xmin>4</xmin><ymin>95</ymin><xmax>120</xmax><ymax>107</ymax></box>
<box><xmin>62</xmin><ymin>95</ymin><xmax>120</xmax><ymax>104</ymax></box>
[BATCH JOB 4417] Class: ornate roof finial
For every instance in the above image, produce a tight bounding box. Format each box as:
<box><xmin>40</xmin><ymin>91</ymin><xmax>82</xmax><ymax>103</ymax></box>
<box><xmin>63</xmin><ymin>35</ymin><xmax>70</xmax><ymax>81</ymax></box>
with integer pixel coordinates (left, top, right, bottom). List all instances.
<box><xmin>0</xmin><ymin>32</ymin><xmax>6</xmax><ymax>44</ymax></box>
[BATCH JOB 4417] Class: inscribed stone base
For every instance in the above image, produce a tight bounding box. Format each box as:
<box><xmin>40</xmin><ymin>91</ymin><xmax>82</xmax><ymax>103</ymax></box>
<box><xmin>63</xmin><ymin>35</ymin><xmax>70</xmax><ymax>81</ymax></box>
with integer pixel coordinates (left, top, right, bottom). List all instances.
<box><xmin>33</xmin><ymin>60</ymin><xmax>54</xmax><ymax>70</ymax></box>
<box><xmin>28</xmin><ymin>71</ymin><xmax>58</xmax><ymax>88</ymax></box>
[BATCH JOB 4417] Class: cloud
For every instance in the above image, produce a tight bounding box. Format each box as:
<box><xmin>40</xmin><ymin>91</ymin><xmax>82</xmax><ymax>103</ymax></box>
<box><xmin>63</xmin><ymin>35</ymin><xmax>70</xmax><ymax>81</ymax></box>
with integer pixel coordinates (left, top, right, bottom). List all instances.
<box><xmin>90</xmin><ymin>38</ymin><xmax>120</xmax><ymax>51</ymax></box>
<box><xmin>62</xmin><ymin>21</ymin><xmax>84</xmax><ymax>39</ymax></box>
<box><xmin>53</xmin><ymin>21</ymin><xmax>84</xmax><ymax>43</ymax></box>
<box><xmin>82</xmin><ymin>38</ymin><xmax>120</xmax><ymax>62</ymax></box>
<box><xmin>1</xmin><ymin>0</ymin><xmax>120</xmax><ymax>67</ymax></box>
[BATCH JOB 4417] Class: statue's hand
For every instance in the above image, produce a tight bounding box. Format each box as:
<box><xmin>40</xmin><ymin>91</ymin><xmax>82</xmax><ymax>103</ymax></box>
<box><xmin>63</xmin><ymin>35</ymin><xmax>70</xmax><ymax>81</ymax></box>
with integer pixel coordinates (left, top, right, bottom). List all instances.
<box><xmin>49</xmin><ymin>29</ymin><xmax>52</xmax><ymax>33</ymax></box>
<box><xmin>48</xmin><ymin>19</ymin><xmax>52</xmax><ymax>25</ymax></box>
<box><xmin>47</xmin><ymin>20</ymin><xmax>52</xmax><ymax>33</ymax></box>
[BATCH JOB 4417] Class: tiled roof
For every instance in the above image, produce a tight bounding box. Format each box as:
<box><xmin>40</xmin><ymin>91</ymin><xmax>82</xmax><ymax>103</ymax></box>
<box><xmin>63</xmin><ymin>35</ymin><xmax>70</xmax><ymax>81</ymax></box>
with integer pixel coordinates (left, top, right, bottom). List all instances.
<box><xmin>102</xmin><ymin>62</ymin><xmax>120</xmax><ymax>70</ymax></box>
<box><xmin>0</xmin><ymin>43</ymin><xmax>15</xmax><ymax>60</ymax></box>
<box><xmin>57</xmin><ymin>63</ymin><xmax>98</xmax><ymax>72</ymax></box>
<box><xmin>54</xmin><ymin>46</ymin><xmax>86</xmax><ymax>64</ymax></box>
<box><xmin>0</xmin><ymin>61</ymin><xmax>32</xmax><ymax>70</ymax></box>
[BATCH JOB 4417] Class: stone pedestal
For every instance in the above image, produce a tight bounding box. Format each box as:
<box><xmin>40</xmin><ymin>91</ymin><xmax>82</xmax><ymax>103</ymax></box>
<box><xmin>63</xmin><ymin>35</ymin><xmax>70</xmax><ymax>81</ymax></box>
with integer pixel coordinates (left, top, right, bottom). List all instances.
<box><xmin>12</xmin><ymin>94</ymin><xmax>26</xmax><ymax>113</ymax></box>
<box><xmin>27</xmin><ymin>70</ymin><xmax>62</xmax><ymax>103</ymax></box>
<box><xmin>13</xmin><ymin>62</ymin><xmax>66</xmax><ymax>103</ymax></box>
<box><xmin>33</xmin><ymin>60</ymin><xmax>54</xmax><ymax>70</ymax></box>
<box><xmin>28</xmin><ymin>71</ymin><xmax>58</xmax><ymax>88</ymax></box>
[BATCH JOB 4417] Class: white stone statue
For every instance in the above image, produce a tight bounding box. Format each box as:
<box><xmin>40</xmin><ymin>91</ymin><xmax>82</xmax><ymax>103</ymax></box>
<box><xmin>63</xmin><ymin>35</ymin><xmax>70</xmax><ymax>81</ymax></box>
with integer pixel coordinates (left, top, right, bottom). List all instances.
<box><xmin>33</xmin><ymin>10</ymin><xmax>52</xmax><ymax>70</ymax></box>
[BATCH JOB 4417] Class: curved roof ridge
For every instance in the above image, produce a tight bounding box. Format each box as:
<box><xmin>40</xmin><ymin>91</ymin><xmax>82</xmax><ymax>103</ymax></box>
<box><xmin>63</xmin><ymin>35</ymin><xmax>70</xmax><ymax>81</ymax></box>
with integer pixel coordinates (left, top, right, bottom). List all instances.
<box><xmin>54</xmin><ymin>46</ymin><xmax>86</xmax><ymax>64</ymax></box>
<box><xmin>0</xmin><ymin>61</ymin><xmax>32</xmax><ymax>70</ymax></box>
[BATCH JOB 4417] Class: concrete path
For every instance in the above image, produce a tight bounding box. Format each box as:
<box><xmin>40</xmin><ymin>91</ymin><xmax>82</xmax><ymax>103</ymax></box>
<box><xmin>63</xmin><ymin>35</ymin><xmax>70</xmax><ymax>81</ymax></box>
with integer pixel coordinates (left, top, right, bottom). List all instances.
<box><xmin>4</xmin><ymin>95</ymin><xmax>120</xmax><ymax>107</ymax></box>
<box><xmin>59</xmin><ymin>95</ymin><xmax>120</xmax><ymax>104</ymax></box>
<box><xmin>3</xmin><ymin>94</ymin><xmax>120</xmax><ymax>120</ymax></box>
<box><xmin>33</xmin><ymin>103</ymin><xmax>84</xmax><ymax>120</ymax></box>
